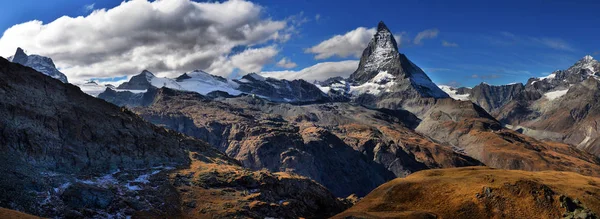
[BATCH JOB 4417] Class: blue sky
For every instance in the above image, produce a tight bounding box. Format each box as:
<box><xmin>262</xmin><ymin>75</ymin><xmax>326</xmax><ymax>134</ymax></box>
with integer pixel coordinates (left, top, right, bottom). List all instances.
<box><xmin>0</xmin><ymin>0</ymin><xmax>599</xmax><ymax>87</ymax></box>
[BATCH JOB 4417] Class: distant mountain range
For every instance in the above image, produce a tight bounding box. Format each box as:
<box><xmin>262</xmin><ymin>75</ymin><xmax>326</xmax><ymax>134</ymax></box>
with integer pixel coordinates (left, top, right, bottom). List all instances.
<box><xmin>442</xmin><ymin>55</ymin><xmax>600</xmax><ymax>156</ymax></box>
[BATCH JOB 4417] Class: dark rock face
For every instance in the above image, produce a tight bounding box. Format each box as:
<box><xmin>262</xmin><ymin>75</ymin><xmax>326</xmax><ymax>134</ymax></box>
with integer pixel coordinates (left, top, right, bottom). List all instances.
<box><xmin>0</xmin><ymin>57</ymin><xmax>197</xmax><ymax>216</ymax></box>
<box><xmin>116</xmin><ymin>70</ymin><xmax>155</xmax><ymax>90</ymax></box>
<box><xmin>467</xmin><ymin>83</ymin><xmax>541</xmax><ymax>114</ymax></box>
<box><xmin>7</xmin><ymin>48</ymin><xmax>68</xmax><ymax>83</ymax></box>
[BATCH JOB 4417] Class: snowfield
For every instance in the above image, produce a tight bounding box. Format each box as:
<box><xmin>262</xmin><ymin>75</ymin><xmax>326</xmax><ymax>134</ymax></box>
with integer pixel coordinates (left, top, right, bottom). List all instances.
<box><xmin>438</xmin><ymin>85</ymin><xmax>470</xmax><ymax>101</ymax></box>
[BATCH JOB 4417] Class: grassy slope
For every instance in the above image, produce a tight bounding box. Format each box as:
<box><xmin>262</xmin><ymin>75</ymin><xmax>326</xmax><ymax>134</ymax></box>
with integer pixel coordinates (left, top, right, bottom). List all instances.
<box><xmin>335</xmin><ymin>167</ymin><xmax>600</xmax><ymax>219</ymax></box>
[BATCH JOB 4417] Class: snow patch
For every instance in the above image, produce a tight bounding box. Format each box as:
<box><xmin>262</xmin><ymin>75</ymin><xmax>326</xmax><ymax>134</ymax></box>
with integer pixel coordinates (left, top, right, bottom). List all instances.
<box><xmin>438</xmin><ymin>85</ymin><xmax>470</xmax><ymax>101</ymax></box>
<box><xmin>350</xmin><ymin>71</ymin><xmax>397</xmax><ymax>95</ymax></box>
<box><xmin>543</xmin><ymin>89</ymin><xmax>569</xmax><ymax>100</ymax></box>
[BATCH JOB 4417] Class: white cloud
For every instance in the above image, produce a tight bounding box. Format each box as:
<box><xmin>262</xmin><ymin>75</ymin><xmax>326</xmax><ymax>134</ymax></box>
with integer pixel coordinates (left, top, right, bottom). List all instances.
<box><xmin>414</xmin><ymin>28</ymin><xmax>439</xmax><ymax>45</ymax></box>
<box><xmin>305</xmin><ymin>27</ymin><xmax>376</xmax><ymax>60</ymax></box>
<box><xmin>84</xmin><ymin>3</ymin><xmax>95</xmax><ymax>12</ymax></box>
<box><xmin>231</xmin><ymin>46</ymin><xmax>279</xmax><ymax>73</ymax></box>
<box><xmin>442</xmin><ymin>40</ymin><xmax>458</xmax><ymax>47</ymax></box>
<box><xmin>261</xmin><ymin>60</ymin><xmax>358</xmax><ymax>81</ymax></box>
<box><xmin>315</xmin><ymin>14</ymin><xmax>321</xmax><ymax>21</ymax></box>
<box><xmin>0</xmin><ymin>0</ymin><xmax>293</xmax><ymax>81</ymax></box>
<box><xmin>276</xmin><ymin>57</ymin><xmax>297</xmax><ymax>68</ymax></box>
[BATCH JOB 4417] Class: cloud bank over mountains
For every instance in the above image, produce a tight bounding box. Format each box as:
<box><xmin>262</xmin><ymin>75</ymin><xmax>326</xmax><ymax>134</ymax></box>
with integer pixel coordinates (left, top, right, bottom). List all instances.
<box><xmin>0</xmin><ymin>0</ymin><xmax>291</xmax><ymax>82</ymax></box>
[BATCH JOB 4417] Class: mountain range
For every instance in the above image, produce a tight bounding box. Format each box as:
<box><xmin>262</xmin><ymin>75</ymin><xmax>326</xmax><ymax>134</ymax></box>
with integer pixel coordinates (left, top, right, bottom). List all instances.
<box><xmin>2</xmin><ymin>21</ymin><xmax>600</xmax><ymax>218</ymax></box>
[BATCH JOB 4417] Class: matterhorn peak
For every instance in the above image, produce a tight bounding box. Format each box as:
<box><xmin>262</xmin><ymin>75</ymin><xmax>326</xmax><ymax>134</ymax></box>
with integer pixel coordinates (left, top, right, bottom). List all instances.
<box><xmin>347</xmin><ymin>21</ymin><xmax>448</xmax><ymax>98</ymax></box>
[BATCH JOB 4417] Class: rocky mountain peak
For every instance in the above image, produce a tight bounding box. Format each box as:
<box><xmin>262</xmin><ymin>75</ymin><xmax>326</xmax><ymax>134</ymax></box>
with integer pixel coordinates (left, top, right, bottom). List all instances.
<box><xmin>141</xmin><ymin>69</ymin><xmax>155</xmax><ymax>77</ymax></box>
<box><xmin>347</xmin><ymin>21</ymin><xmax>447</xmax><ymax>98</ymax></box>
<box><xmin>7</xmin><ymin>48</ymin><xmax>68</xmax><ymax>83</ymax></box>
<box><xmin>11</xmin><ymin>47</ymin><xmax>28</xmax><ymax>64</ymax></box>
<box><xmin>116</xmin><ymin>70</ymin><xmax>157</xmax><ymax>90</ymax></box>
<box><xmin>377</xmin><ymin>21</ymin><xmax>392</xmax><ymax>33</ymax></box>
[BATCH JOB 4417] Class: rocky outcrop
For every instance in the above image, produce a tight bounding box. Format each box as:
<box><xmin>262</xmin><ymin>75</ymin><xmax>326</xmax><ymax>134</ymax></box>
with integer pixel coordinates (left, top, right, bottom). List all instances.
<box><xmin>7</xmin><ymin>47</ymin><xmax>68</xmax><ymax>83</ymax></box>
<box><xmin>334</xmin><ymin>167</ymin><xmax>600</xmax><ymax>218</ymax></box>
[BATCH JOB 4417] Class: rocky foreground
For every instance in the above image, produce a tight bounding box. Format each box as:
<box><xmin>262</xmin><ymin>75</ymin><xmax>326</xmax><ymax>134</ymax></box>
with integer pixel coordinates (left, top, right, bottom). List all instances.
<box><xmin>0</xmin><ymin>57</ymin><xmax>349</xmax><ymax>218</ymax></box>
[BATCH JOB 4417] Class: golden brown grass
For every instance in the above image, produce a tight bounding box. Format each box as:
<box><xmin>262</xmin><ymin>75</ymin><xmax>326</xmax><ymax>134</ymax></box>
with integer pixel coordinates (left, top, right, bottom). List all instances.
<box><xmin>0</xmin><ymin>208</ymin><xmax>44</xmax><ymax>219</ymax></box>
<box><xmin>334</xmin><ymin>167</ymin><xmax>600</xmax><ymax>219</ymax></box>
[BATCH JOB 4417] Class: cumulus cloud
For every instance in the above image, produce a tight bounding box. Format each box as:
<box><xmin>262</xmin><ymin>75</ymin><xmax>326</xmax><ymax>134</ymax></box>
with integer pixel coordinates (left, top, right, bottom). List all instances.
<box><xmin>276</xmin><ymin>57</ymin><xmax>297</xmax><ymax>68</ymax></box>
<box><xmin>0</xmin><ymin>0</ymin><xmax>293</xmax><ymax>81</ymax></box>
<box><xmin>442</xmin><ymin>40</ymin><xmax>458</xmax><ymax>47</ymax></box>
<box><xmin>305</xmin><ymin>27</ymin><xmax>376</xmax><ymax>60</ymax></box>
<box><xmin>261</xmin><ymin>60</ymin><xmax>358</xmax><ymax>81</ymax></box>
<box><xmin>414</xmin><ymin>28</ymin><xmax>439</xmax><ymax>45</ymax></box>
<box><xmin>231</xmin><ymin>46</ymin><xmax>279</xmax><ymax>73</ymax></box>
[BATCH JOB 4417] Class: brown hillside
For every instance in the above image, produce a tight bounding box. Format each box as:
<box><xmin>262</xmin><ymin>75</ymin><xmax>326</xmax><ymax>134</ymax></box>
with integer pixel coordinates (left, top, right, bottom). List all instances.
<box><xmin>335</xmin><ymin>167</ymin><xmax>600</xmax><ymax>219</ymax></box>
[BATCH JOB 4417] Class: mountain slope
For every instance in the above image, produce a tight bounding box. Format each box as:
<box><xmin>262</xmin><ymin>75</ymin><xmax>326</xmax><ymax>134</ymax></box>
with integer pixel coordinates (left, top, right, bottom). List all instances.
<box><xmin>0</xmin><ymin>57</ymin><xmax>348</xmax><ymax>218</ymax></box>
<box><xmin>416</xmin><ymin>98</ymin><xmax>600</xmax><ymax>175</ymax></box>
<box><xmin>8</xmin><ymin>47</ymin><xmax>68</xmax><ymax>83</ymax></box>
<box><xmin>334</xmin><ymin>167</ymin><xmax>600</xmax><ymax>219</ymax></box>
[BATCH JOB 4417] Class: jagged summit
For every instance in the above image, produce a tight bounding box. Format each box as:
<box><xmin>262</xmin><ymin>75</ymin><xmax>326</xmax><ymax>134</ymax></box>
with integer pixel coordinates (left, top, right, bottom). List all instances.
<box><xmin>7</xmin><ymin>48</ymin><xmax>68</xmax><ymax>83</ymax></box>
<box><xmin>377</xmin><ymin>21</ymin><xmax>391</xmax><ymax>33</ymax></box>
<box><xmin>10</xmin><ymin>47</ymin><xmax>28</xmax><ymax>64</ymax></box>
<box><xmin>582</xmin><ymin>55</ymin><xmax>595</xmax><ymax>62</ymax></box>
